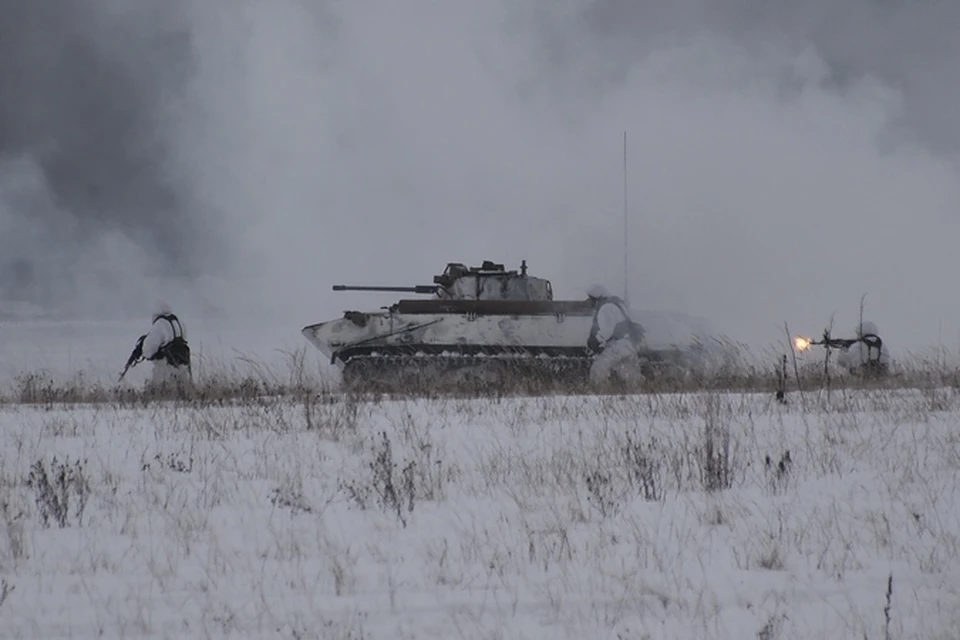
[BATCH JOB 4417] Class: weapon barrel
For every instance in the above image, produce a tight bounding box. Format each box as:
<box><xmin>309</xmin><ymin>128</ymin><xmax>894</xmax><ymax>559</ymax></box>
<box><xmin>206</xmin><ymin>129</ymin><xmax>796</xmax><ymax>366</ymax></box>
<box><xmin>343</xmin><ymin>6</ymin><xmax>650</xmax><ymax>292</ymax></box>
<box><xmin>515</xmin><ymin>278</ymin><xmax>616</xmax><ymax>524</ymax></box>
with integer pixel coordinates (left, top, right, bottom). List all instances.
<box><xmin>813</xmin><ymin>337</ymin><xmax>858</xmax><ymax>349</ymax></box>
<box><xmin>332</xmin><ymin>285</ymin><xmax>438</xmax><ymax>294</ymax></box>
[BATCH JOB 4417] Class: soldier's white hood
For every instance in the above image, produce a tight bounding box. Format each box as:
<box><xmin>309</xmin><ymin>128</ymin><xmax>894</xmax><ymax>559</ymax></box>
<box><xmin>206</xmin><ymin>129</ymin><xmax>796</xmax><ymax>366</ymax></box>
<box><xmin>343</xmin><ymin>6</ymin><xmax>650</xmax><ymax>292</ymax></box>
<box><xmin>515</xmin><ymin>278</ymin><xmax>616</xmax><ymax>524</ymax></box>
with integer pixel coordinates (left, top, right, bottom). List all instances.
<box><xmin>586</xmin><ymin>284</ymin><xmax>613</xmax><ymax>299</ymax></box>
<box><xmin>858</xmin><ymin>320</ymin><xmax>879</xmax><ymax>336</ymax></box>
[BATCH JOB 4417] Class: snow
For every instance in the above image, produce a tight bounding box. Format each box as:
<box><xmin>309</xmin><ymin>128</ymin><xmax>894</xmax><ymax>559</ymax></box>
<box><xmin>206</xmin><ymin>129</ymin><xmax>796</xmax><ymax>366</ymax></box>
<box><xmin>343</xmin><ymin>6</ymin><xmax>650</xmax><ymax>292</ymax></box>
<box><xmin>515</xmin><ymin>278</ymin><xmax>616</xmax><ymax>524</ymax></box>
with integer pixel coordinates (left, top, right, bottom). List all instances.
<box><xmin>0</xmin><ymin>387</ymin><xmax>957</xmax><ymax>638</ymax></box>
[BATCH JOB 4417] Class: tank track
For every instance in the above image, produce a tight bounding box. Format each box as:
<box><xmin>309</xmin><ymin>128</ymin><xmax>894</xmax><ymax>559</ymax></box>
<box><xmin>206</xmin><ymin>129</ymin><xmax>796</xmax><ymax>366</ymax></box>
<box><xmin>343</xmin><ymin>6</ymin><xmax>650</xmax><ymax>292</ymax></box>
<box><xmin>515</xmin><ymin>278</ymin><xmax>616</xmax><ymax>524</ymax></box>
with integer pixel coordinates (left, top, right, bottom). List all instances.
<box><xmin>339</xmin><ymin>352</ymin><xmax>594</xmax><ymax>395</ymax></box>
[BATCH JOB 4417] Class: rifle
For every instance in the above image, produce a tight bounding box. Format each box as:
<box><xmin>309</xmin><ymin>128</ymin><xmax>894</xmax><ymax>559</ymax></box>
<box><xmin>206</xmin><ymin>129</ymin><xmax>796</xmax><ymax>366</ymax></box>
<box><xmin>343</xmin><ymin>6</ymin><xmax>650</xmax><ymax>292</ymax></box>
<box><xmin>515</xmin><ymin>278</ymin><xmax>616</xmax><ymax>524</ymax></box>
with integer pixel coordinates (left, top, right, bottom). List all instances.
<box><xmin>805</xmin><ymin>328</ymin><xmax>882</xmax><ymax>352</ymax></box>
<box><xmin>118</xmin><ymin>334</ymin><xmax>147</xmax><ymax>382</ymax></box>
<box><xmin>794</xmin><ymin>328</ymin><xmax>884</xmax><ymax>367</ymax></box>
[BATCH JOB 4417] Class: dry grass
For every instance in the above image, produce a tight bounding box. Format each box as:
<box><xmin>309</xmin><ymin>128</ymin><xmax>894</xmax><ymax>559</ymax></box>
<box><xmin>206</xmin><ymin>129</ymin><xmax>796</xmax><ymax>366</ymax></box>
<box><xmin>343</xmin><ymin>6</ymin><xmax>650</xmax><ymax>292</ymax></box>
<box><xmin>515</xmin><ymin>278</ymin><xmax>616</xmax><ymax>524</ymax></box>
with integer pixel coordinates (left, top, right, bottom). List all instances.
<box><xmin>3</xmin><ymin>340</ymin><xmax>960</xmax><ymax>408</ymax></box>
<box><xmin>0</xmin><ymin>346</ymin><xmax>340</xmax><ymax>409</ymax></box>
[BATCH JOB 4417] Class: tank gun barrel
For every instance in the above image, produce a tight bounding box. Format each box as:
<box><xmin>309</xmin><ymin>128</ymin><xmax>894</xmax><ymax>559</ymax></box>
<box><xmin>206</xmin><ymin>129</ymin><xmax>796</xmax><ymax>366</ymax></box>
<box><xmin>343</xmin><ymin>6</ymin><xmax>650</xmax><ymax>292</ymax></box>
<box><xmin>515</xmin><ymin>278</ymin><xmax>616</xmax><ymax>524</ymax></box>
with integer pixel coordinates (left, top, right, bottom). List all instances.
<box><xmin>332</xmin><ymin>284</ymin><xmax>439</xmax><ymax>294</ymax></box>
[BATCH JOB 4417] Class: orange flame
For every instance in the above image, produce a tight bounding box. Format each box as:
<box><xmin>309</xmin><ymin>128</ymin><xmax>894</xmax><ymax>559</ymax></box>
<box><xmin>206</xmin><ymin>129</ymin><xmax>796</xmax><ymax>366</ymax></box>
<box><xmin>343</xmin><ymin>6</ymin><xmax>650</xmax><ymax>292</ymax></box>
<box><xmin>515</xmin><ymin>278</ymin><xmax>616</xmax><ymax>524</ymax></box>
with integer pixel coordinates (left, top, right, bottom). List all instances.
<box><xmin>794</xmin><ymin>336</ymin><xmax>812</xmax><ymax>352</ymax></box>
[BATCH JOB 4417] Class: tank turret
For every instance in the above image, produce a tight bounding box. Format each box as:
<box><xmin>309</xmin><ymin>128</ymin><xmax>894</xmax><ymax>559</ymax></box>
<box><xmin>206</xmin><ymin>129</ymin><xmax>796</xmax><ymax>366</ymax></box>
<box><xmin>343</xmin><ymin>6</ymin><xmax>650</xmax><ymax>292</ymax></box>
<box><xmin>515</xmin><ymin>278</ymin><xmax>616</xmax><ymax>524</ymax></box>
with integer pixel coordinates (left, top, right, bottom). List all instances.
<box><xmin>332</xmin><ymin>260</ymin><xmax>553</xmax><ymax>302</ymax></box>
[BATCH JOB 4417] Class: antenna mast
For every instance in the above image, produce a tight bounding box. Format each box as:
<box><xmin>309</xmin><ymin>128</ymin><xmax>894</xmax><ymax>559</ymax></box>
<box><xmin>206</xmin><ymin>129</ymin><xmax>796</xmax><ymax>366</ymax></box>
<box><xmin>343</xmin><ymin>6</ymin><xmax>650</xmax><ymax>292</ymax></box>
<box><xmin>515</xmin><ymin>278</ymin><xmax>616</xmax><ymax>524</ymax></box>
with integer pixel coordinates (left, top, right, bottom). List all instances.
<box><xmin>623</xmin><ymin>131</ymin><xmax>629</xmax><ymax>305</ymax></box>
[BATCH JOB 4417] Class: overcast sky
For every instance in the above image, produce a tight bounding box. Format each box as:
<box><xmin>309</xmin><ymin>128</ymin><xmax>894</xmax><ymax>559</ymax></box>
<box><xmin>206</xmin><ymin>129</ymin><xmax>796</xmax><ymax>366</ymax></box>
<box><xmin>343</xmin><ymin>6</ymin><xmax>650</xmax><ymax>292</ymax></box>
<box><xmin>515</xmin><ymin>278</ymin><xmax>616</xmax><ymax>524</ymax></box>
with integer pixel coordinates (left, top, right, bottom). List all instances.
<box><xmin>1</xmin><ymin>0</ymin><xmax>959</xmax><ymax>354</ymax></box>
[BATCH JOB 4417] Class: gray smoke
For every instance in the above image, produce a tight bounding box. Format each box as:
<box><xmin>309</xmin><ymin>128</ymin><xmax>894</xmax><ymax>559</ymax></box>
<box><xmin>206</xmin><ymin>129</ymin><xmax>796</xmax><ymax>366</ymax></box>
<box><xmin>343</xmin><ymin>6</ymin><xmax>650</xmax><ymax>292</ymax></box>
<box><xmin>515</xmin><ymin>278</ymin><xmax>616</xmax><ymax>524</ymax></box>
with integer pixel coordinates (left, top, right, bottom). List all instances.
<box><xmin>574</xmin><ymin>0</ymin><xmax>960</xmax><ymax>155</ymax></box>
<box><xmin>0</xmin><ymin>2</ymin><xmax>218</xmax><ymax>316</ymax></box>
<box><xmin>3</xmin><ymin>1</ymin><xmax>958</xmax><ymax>350</ymax></box>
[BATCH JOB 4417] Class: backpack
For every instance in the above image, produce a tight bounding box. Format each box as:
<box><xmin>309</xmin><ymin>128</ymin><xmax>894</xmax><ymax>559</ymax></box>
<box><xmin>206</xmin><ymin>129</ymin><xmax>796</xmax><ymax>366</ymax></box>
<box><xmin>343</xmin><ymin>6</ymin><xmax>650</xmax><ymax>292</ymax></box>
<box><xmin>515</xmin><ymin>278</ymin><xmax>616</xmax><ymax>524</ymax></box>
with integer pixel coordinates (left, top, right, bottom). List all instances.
<box><xmin>589</xmin><ymin>297</ymin><xmax>645</xmax><ymax>351</ymax></box>
<box><xmin>858</xmin><ymin>332</ymin><xmax>886</xmax><ymax>375</ymax></box>
<box><xmin>147</xmin><ymin>313</ymin><xmax>191</xmax><ymax>367</ymax></box>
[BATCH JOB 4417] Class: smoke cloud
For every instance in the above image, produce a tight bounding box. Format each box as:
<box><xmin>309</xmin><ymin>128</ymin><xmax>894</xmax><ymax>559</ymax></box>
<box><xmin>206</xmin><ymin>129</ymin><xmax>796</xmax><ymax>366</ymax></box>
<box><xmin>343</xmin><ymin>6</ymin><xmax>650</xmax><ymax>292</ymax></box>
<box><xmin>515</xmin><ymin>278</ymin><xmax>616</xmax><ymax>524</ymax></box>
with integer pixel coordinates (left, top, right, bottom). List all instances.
<box><xmin>0</xmin><ymin>1</ymin><xmax>220</xmax><ymax>316</ymax></box>
<box><xmin>2</xmin><ymin>1</ymin><xmax>958</xmax><ymax>351</ymax></box>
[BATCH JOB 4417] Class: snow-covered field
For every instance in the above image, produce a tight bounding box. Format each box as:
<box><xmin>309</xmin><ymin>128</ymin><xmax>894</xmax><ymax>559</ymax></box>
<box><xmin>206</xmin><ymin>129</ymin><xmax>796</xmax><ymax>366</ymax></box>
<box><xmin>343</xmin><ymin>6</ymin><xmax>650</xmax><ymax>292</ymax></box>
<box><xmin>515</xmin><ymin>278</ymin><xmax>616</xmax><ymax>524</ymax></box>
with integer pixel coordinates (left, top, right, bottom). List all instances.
<box><xmin>0</xmin><ymin>382</ymin><xmax>957</xmax><ymax>638</ymax></box>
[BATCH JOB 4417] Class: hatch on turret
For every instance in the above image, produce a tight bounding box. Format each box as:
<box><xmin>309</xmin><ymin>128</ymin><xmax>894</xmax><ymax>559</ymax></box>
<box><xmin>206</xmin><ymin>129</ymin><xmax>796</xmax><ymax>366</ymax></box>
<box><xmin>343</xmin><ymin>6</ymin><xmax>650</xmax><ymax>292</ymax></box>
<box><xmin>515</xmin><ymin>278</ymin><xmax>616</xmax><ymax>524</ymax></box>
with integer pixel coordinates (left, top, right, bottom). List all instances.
<box><xmin>434</xmin><ymin>260</ymin><xmax>553</xmax><ymax>302</ymax></box>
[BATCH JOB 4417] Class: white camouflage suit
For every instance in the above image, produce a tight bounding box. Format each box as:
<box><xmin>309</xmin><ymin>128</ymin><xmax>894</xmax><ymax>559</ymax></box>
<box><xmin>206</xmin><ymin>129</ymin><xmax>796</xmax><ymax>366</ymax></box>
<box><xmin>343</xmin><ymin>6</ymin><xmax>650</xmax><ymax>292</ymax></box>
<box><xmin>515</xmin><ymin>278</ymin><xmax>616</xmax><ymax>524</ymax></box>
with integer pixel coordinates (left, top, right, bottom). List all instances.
<box><xmin>836</xmin><ymin>320</ymin><xmax>890</xmax><ymax>374</ymax></box>
<box><xmin>141</xmin><ymin>303</ymin><xmax>192</xmax><ymax>391</ymax></box>
<box><xmin>586</xmin><ymin>284</ymin><xmax>644</xmax><ymax>384</ymax></box>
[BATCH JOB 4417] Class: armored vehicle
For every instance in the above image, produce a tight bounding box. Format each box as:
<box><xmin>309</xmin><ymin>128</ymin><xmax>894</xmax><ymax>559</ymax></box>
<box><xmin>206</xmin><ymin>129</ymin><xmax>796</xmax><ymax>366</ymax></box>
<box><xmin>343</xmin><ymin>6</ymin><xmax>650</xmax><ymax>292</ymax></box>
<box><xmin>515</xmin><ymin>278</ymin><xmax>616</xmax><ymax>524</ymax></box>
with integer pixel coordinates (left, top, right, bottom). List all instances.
<box><xmin>301</xmin><ymin>260</ymin><xmax>712</xmax><ymax>392</ymax></box>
